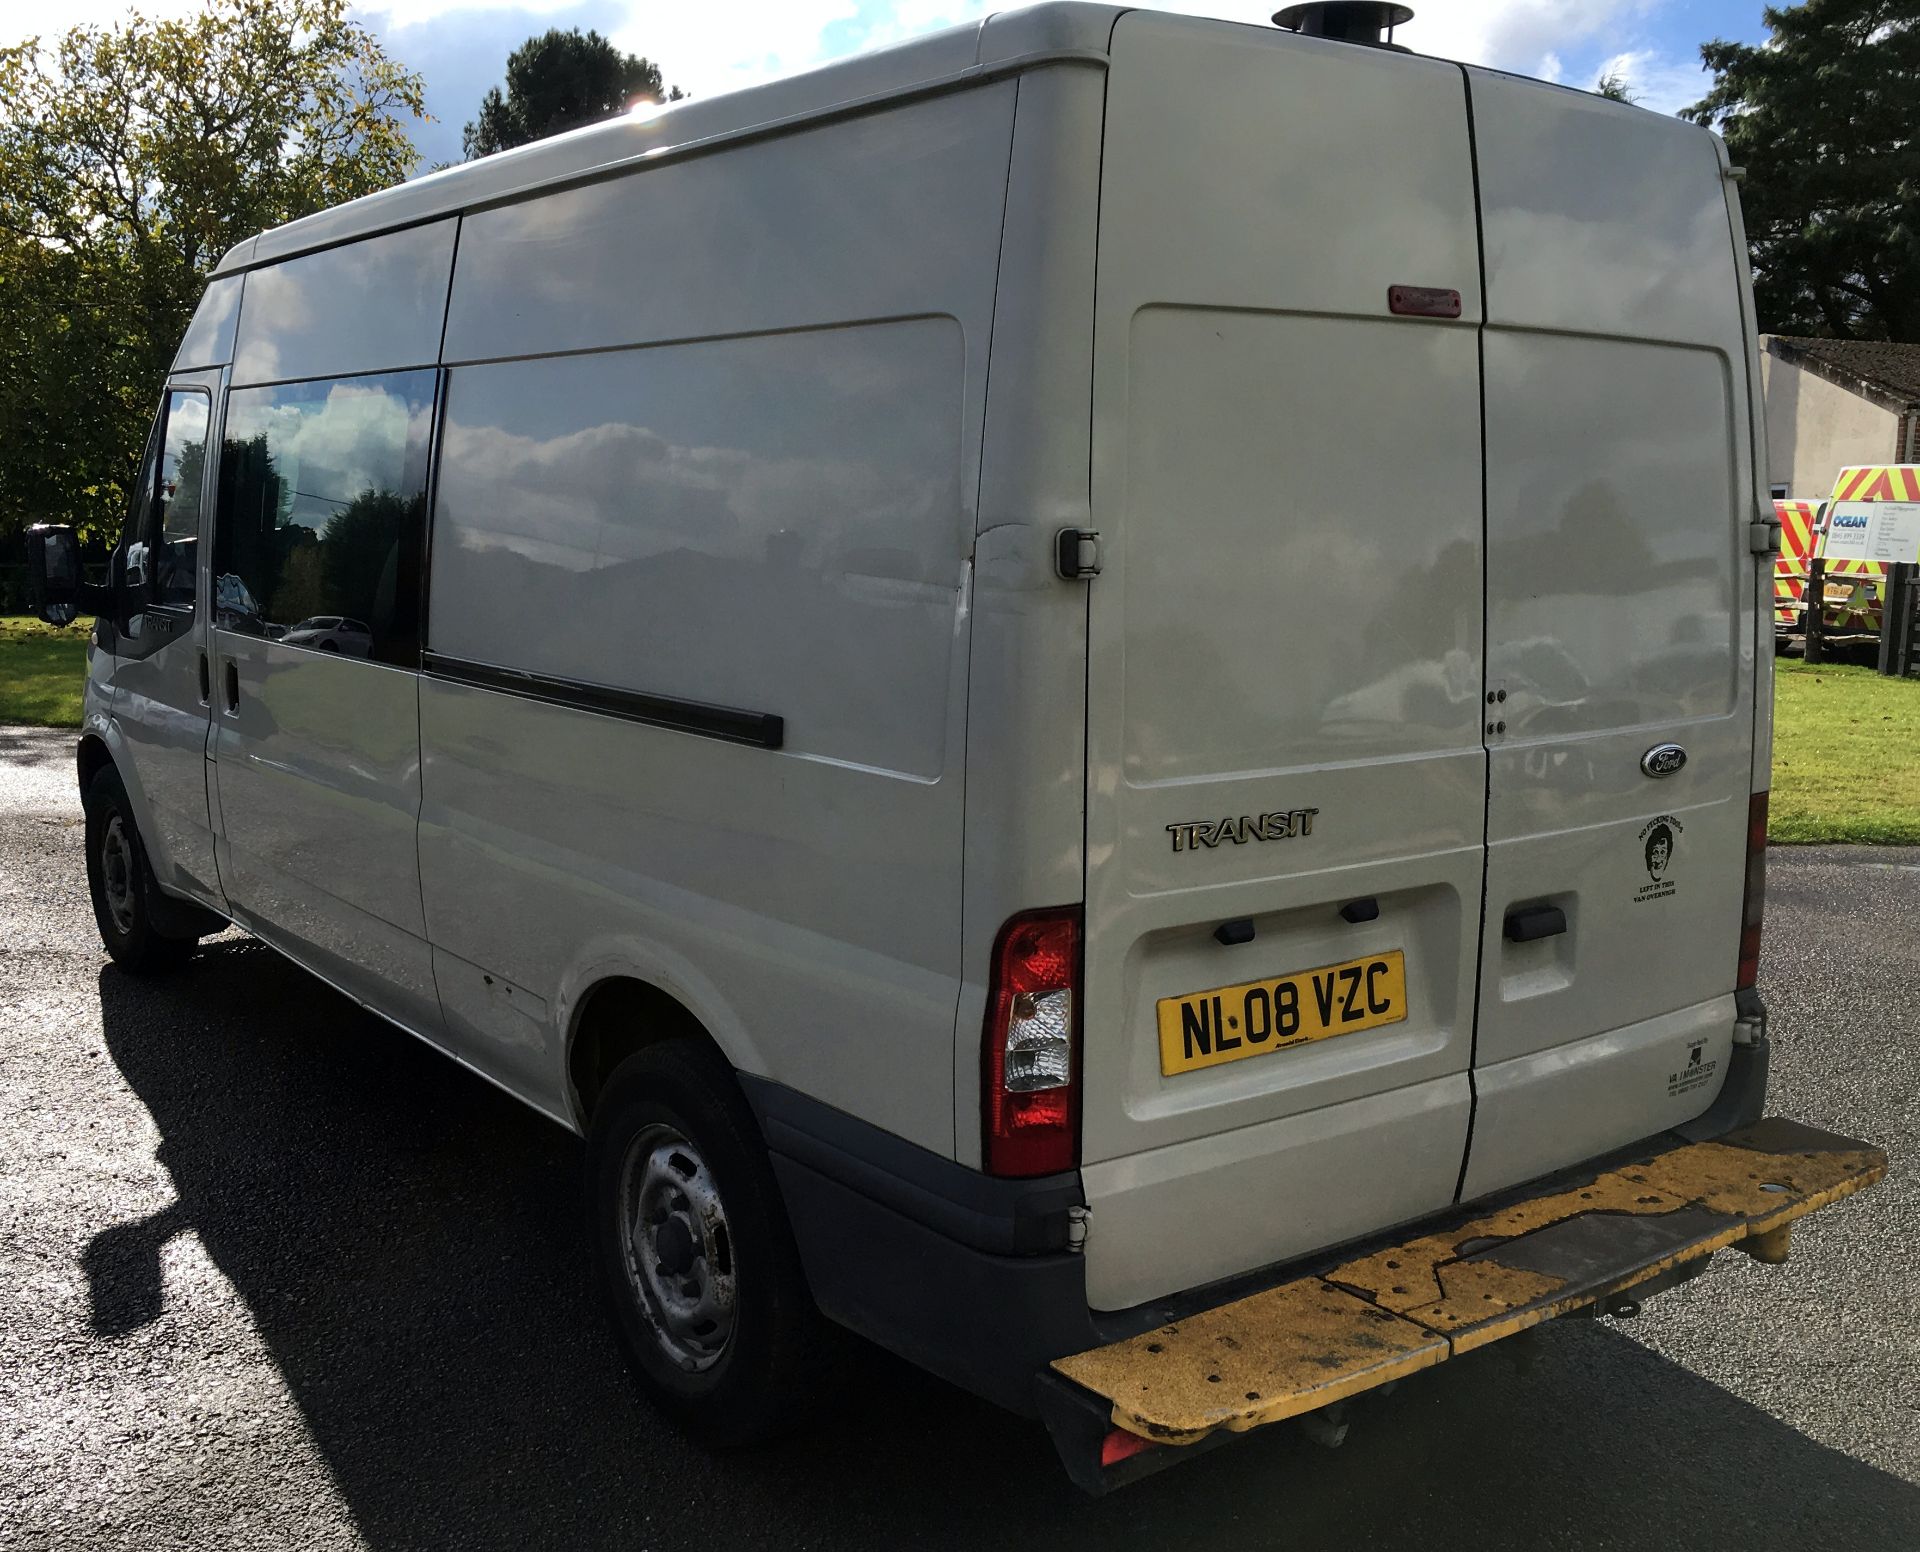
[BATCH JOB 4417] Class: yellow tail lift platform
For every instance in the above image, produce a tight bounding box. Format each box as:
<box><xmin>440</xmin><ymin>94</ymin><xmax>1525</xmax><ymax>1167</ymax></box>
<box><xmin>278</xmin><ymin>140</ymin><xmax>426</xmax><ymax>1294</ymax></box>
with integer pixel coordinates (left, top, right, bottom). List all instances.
<box><xmin>1054</xmin><ymin>1119</ymin><xmax>1885</xmax><ymax>1448</ymax></box>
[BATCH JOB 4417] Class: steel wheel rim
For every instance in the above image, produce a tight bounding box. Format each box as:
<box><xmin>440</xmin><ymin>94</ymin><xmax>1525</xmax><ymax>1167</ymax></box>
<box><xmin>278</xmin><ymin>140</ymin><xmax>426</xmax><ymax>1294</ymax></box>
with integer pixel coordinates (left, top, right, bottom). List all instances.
<box><xmin>100</xmin><ymin>814</ymin><xmax>138</xmax><ymax>937</ymax></box>
<box><xmin>616</xmin><ymin>1123</ymin><xmax>737</xmax><ymax>1372</ymax></box>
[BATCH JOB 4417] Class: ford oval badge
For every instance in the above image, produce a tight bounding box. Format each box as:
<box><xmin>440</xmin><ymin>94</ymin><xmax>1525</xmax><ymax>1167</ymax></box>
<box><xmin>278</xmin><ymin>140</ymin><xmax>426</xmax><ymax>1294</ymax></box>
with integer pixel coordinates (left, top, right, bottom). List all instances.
<box><xmin>1641</xmin><ymin>743</ymin><xmax>1687</xmax><ymax>779</ymax></box>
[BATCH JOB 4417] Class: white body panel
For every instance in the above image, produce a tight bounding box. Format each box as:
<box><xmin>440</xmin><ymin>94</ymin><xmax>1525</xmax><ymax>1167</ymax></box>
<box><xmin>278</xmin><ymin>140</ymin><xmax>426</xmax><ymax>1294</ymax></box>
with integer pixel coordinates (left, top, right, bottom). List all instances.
<box><xmin>1077</xmin><ymin>13</ymin><xmax>1487</xmax><ymax>1310</ymax></box>
<box><xmin>211</xmin><ymin>642</ymin><xmax>441</xmax><ymax>1035</ymax></box>
<box><xmin>97</xmin><ymin>4</ymin><xmax>1767</xmax><ymax>1340</ymax></box>
<box><xmin>416</xmin><ymin>680</ymin><xmax>965</xmax><ymax>1140</ymax></box>
<box><xmin>412</xmin><ymin>82</ymin><xmax>1013</xmax><ymax>1146</ymax></box>
<box><xmin>1462</xmin><ymin>67</ymin><xmax>1758</xmax><ymax>1197</ymax></box>
<box><xmin>951</xmin><ymin>63</ymin><xmax>1103</xmax><ymax>1162</ymax></box>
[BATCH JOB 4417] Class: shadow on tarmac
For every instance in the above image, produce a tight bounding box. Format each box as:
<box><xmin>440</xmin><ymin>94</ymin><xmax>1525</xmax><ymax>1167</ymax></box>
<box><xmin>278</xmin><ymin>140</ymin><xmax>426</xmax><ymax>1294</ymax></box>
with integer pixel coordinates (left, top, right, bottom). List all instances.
<box><xmin>89</xmin><ymin>939</ymin><xmax>1920</xmax><ymax>1552</ymax></box>
<box><xmin>0</xmin><ymin>726</ymin><xmax>74</xmax><ymax>771</ymax></box>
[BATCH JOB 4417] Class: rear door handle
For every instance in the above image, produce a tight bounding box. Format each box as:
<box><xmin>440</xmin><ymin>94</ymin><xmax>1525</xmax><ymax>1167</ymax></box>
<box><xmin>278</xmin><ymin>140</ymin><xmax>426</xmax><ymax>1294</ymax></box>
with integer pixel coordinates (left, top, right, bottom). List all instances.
<box><xmin>198</xmin><ymin>650</ymin><xmax>211</xmax><ymax>704</ymax></box>
<box><xmin>223</xmin><ymin>660</ymin><xmax>240</xmax><ymax>713</ymax></box>
<box><xmin>1504</xmin><ymin>904</ymin><xmax>1567</xmax><ymax>942</ymax></box>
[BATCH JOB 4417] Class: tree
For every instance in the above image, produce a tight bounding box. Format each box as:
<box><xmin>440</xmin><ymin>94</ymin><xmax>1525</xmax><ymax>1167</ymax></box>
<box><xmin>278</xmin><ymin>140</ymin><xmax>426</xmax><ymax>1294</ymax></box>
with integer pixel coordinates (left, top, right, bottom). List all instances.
<box><xmin>0</xmin><ymin>0</ymin><xmax>427</xmax><ymax>544</ymax></box>
<box><xmin>1594</xmin><ymin>71</ymin><xmax>1638</xmax><ymax>102</ymax></box>
<box><xmin>463</xmin><ymin>29</ymin><xmax>682</xmax><ymax>161</ymax></box>
<box><xmin>1684</xmin><ymin>0</ymin><xmax>1920</xmax><ymax>340</ymax></box>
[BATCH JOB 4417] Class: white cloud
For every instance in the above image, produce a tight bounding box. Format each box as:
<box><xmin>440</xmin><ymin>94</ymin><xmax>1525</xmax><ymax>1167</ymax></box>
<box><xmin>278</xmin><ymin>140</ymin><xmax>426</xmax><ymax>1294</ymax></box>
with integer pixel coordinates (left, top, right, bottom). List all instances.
<box><xmin>1593</xmin><ymin>46</ymin><xmax>1711</xmax><ymax>115</ymax></box>
<box><xmin>609</xmin><ymin>0</ymin><xmax>863</xmax><ymax>96</ymax></box>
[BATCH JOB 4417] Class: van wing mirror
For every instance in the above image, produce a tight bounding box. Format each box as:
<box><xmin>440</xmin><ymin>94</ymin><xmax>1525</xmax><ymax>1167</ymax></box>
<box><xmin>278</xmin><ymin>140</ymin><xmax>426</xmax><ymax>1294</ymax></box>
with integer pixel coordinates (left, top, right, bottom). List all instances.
<box><xmin>25</xmin><ymin>523</ymin><xmax>106</xmax><ymax>626</ymax></box>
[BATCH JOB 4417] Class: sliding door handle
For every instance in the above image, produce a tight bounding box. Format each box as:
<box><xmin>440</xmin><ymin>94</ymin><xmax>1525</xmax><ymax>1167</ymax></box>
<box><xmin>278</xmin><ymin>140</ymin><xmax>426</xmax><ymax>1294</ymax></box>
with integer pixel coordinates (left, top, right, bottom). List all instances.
<box><xmin>197</xmin><ymin>650</ymin><xmax>211</xmax><ymax>704</ymax></box>
<box><xmin>223</xmin><ymin>660</ymin><xmax>240</xmax><ymax>713</ymax></box>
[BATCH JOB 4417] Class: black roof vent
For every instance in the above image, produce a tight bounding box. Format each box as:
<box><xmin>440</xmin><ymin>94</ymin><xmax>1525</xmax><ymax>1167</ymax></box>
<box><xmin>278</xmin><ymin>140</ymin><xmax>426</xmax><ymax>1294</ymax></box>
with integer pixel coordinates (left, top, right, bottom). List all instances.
<box><xmin>1273</xmin><ymin>3</ymin><xmax>1414</xmax><ymax>48</ymax></box>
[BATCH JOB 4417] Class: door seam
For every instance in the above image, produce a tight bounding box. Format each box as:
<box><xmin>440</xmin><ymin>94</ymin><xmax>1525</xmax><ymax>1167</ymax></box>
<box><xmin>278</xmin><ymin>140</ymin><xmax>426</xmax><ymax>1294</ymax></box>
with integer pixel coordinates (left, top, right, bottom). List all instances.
<box><xmin>1454</xmin><ymin>61</ymin><xmax>1493</xmax><ymax>1206</ymax></box>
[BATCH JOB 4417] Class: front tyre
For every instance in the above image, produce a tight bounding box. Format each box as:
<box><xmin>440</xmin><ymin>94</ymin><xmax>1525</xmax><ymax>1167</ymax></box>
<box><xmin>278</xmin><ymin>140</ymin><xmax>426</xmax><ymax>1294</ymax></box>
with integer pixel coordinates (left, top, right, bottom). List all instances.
<box><xmin>587</xmin><ymin>1040</ymin><xmax>821</xmax><ymax>1446</ymax></box>
<box><xmin>83</xmin><ymin>765</ymin><xmax>200</xmax><ymax>975</ymax></box>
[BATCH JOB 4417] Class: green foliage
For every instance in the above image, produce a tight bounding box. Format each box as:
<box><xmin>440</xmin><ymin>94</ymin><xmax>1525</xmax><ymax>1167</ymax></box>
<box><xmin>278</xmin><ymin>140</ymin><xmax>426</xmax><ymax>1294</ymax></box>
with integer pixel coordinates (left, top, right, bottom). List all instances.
<box><xmin>463</xmin><ymin>28</ymin><xmax>682</xmax><ymax>160</ymax></box>
<box><xmin>320</xmin><ymin>490</ymin><xmax>418</xmax><ymax>620</ymax></box>
<box><xmin>1685</xmin><ymin>0</ymin><xmax>1920</xmax><ymax>340</ymax></box>
<box><xmin>1594</xmin><ymin>71</ymin><xmax>1637</xmax><ymax>103</ymax></box>
<box><xmin>0</xmin><ymin>0</ymin><xmax>427</xmax><ymax>546</ymax></box>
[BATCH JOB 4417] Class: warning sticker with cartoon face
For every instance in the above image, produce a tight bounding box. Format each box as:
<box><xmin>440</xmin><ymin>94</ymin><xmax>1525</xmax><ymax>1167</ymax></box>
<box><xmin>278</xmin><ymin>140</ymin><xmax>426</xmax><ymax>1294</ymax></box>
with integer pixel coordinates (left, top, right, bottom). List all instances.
<box><xmin>1633</xmin><ymin>815</ymin><xmax>1682</xmax><ymax>904</ymax></box>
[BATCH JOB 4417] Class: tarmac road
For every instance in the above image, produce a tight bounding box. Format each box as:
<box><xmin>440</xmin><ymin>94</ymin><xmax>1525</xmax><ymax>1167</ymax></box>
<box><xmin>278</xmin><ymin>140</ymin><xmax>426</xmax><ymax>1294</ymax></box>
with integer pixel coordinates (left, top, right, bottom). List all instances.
<box><xmin>1</xmin><ymin>723</ymin><xmax>1914</xmax><ymax>1551</ymax></box>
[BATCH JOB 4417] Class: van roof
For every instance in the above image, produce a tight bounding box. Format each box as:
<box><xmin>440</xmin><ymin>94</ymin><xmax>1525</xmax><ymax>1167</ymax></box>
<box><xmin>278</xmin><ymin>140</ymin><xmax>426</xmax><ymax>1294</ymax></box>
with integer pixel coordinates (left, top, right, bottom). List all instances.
<box><xmin>212</xmin><ymin>1</ymin><xmax>1127</xmax><ymax>278</ymax></box>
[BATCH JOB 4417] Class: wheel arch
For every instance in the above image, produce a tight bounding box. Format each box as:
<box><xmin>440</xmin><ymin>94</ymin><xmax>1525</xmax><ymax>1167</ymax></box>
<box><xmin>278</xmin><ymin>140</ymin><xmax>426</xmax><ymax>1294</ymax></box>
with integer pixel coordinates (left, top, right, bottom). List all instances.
<box><xmin>76</xmin><ymin>732</ymin><xmax>114</xmax><ymax>797</ymax></box>
<box><xmin>566</xmin><ymin>974</ymin><xmax>743</xmax><ymax>1130</ymax></box>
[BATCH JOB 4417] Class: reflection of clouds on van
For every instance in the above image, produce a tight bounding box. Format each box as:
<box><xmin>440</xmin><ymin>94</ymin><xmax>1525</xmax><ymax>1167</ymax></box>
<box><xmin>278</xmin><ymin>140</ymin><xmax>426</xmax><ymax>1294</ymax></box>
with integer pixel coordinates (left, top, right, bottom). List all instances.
<box><xmin>430</xmin><ymin>319</ymin><xmax>963</xmax><ymax>778</ymax></box>
<box><xmin>231</xmin><ymin>222</ymin><xmax>455</xmax><ymax>388</ymax></box>
<box><xmin>1321</xmin><ymin>649</ymin><xmax>1480</xmax><ymax>736</ymax></box>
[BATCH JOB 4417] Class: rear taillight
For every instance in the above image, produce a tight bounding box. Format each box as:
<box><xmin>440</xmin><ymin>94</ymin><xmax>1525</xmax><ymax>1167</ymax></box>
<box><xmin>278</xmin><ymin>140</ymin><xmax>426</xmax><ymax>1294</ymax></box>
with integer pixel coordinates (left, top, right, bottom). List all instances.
<box><xmin>982</xmin><ymin>907</ymin><xmax>1081</xmax><ymax>1178</ymax></box>
<box><xmin>1738</xmin><ymin>790</ymin><xmax>1768</xmax><ymax>990</ymax></box>
<box><xmin>1100</xmin><ymin>1427</ymin><xmax>1158</xmax><ymax>1467</ymax></box>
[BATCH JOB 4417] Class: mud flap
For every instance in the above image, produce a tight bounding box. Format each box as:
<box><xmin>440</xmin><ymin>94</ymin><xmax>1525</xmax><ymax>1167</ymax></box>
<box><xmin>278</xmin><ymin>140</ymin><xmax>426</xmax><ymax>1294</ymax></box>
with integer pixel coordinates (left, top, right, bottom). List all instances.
<box><xmin>1050</xmin><ymin>1119</ymin><xmax>1884</xmax><ymax>1453</ymax></box>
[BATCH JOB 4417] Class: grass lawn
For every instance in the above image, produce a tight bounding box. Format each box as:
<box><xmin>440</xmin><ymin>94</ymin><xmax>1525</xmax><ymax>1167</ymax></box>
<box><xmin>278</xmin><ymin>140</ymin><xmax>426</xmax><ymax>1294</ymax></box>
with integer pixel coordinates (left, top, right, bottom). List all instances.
<box><xmin>1772</xmin><ymin>659</ymin><xmax>1920</xmax><ymax>845</ymax></box>
<box><xmin>0</xmin><ymin>615</ymin><xmax>90</xmax><ymax>728</ymax></box>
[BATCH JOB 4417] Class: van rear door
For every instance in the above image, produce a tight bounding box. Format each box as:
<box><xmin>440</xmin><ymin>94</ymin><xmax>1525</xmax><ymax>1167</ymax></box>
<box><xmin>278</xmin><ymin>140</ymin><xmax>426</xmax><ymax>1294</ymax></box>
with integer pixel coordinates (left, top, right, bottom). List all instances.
<box><xmin>1077</xmin><ymin>15</ymin><xmax>1486</xmax><ymax>1312</ymax></box>
<box><xmin>1457</xmin><ymin>72</ymin><xmax>1762</xmax><ymax>1199</ymax></box>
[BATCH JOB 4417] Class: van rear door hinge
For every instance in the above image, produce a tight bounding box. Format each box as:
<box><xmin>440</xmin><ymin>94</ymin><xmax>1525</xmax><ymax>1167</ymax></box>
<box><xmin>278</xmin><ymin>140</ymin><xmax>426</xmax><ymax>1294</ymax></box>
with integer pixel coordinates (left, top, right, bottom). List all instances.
<box><xmin>1749</xmin><ymin>516</ymin><xmax>1782</xmax><ymax>555</ymax></box>
<box><xmin>1055</xmin><ymin>528</ymin><xmax>1102</xmax><ymax>580</ymax></box>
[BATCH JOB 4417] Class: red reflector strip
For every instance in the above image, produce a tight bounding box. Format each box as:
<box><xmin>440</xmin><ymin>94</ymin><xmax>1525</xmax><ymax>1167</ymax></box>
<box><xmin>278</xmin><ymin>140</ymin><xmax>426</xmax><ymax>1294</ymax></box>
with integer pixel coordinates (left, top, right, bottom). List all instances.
<box><xmin>1100</xmin><ymin>1427</ymin><xmax>1159</xmax><ymax>1468</ymax></box>
<box><xmin>1738</xmin><ymin>791</ymin><xmax>1768</xmax><ymax>990</ymax></box>
<box><xmin>1388</xmin><ymin>284</ymin><xmax>1462</xmax><ymax>319</ymax></box>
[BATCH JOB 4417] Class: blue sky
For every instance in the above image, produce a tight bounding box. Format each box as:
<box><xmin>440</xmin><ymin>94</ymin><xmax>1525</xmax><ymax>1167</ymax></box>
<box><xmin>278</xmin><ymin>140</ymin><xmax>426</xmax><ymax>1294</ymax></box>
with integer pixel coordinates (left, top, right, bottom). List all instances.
<box><xmin>17</xmin><ymin>1</ymin><xmax>1774</xmax><ymax>172</ymax></box>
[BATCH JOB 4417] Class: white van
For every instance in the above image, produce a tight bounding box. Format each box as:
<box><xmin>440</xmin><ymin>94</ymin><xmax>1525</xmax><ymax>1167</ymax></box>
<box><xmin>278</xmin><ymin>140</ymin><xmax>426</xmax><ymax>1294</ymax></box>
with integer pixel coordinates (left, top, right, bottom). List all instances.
<box><xmin>27</xmin><ymin>1</ymin><xmax>1884</xmax><ymax>1491</ymax></box>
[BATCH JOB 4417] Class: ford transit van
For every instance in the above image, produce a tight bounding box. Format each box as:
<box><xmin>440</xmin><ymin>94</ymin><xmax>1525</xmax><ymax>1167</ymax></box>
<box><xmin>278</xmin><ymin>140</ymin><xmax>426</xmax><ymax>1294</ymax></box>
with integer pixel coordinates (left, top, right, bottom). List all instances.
<box><xmin>27</xmin><ymin>1</ymin><xmax>1885</xmax><ymax>1492</ymax></box>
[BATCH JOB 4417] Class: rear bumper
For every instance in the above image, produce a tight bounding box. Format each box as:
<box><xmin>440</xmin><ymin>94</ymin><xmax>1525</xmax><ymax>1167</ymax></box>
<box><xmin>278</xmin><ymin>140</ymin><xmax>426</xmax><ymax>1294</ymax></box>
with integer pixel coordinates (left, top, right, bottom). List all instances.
<box><xmin>742</xmin><ymin>1075</ymin><xmax>1100</xmax><ymax>1415</ymax></box>
<box><xmin>742</xmin><ymin>1039</ymin><xmax>1880</xmax><ymax>1483</ymax></box>
<box><xmin>1050</xmin><ymin>1114</ymin><xmax>1883</xmax><ymax>1489</ymax></box>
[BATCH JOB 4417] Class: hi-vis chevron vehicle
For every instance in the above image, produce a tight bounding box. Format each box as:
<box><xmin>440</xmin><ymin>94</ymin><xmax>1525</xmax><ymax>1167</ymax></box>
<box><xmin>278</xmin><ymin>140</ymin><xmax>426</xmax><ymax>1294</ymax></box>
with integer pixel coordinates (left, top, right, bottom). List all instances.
<box><xmin>27</xmin><ymin>0</ymin><xmax>1885</xmax><ymax>1492</ymax></box>
<box><xmin>1773</xmin><ymin>464</ymin><xmax>1917</xmax><ymax>643</ymax></box>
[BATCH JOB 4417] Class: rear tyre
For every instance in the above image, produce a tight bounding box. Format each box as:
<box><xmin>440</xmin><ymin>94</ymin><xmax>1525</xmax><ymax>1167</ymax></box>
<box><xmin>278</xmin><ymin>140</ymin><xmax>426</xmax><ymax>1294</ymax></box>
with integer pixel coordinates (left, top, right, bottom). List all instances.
<box><xmin>587</xmin><ymin>1039</ymin><xmax>822</xmax><ymax>1446</ymax></box>
<box><xmin>83</xmin><ymin>765</ymin><xmax>200</xmax><ymax>975</ymax></box>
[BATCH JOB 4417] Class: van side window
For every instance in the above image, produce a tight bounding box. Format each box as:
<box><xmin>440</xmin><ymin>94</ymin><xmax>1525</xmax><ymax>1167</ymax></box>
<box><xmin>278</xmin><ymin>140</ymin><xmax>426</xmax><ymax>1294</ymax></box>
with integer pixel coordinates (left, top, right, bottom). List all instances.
<box><xmin>120</xmin><ymin>389</ymin><xmax>209</xmax><ymax>615</ymax></box>
<box><xmin>213</xmin><ymin>370</ymin><xmax>436</xmax><ymax>666</ymax></box>
<box><xmin>119</xmin><ymin>416</ymin><xmax>163</xmax><ymax>591</ymax></box>
<box><xmin>154</xmin><ymin>390</ymin><xmax>210</xmax><ymax>609</ymax></box>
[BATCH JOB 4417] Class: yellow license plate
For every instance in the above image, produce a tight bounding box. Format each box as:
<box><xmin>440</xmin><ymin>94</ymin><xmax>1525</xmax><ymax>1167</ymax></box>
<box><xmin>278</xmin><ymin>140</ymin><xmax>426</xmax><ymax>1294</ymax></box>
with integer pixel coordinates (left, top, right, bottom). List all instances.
<box><xmin>1157</xmin><ymin>950</ymin><xmax>1408</xmax><ymax>1076</ymax></box>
